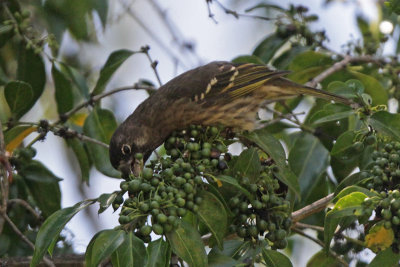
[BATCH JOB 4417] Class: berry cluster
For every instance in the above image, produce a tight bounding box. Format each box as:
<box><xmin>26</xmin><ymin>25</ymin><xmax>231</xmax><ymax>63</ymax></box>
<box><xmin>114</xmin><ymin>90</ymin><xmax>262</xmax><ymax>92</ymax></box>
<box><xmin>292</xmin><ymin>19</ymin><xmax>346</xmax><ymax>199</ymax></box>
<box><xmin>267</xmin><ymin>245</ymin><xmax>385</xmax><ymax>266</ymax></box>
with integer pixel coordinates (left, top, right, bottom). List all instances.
<box><xmin>229</xmin><ymin>165</ymin><xmax>291</xmax><ymax>249</ymax></box>
<box><xmin>114</xmin><ymin>125</ymin><xmax>291</xmax><ymax>248</ymax></box>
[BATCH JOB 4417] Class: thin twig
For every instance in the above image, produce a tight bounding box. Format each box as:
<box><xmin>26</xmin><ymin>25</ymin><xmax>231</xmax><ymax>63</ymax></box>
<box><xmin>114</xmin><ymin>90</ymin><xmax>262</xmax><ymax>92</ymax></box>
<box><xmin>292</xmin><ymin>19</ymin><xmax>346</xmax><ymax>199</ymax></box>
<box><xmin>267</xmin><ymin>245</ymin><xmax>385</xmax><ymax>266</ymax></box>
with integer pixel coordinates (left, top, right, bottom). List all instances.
<box><xmin>307</xmin><ymin>55</ymin><xmax>384</xmax><ymax>88</ymax></box>
<box><xmin>291</xmin><ymin>193</ymin><xmax>334</xmax><ymax>222</ymax></box>
<box><xmin>2</xmin><ymin>213</ymin><xmax>55</xmax><ymax>267</ymax></box>
<box><xmin>207</xmin><ymin>0</ymin><xmax>274</xmax><ymax>22</ymax></box>
<box><xmin>8</xmin><ymin>199</ymin><xmax>41</xmax><ymax>220</ymax></box>
<box><xmin>57</xmin><ymin>84</ymin><xmax>156</xmax><ymax>124</ymax></box>
<box><xmin>141</xmin><ymin>46</ymin><xmax>162</xmax><ymax>86</ymax></box>
<box><xmin>292</xmin><ymin>227</ymin><xmax>349</xmax><ymax>267</ymax></box>
<box><xmin>294</xmin><ymin>222</ymin><xmax>324</xmax><ymax>232</ymax></box>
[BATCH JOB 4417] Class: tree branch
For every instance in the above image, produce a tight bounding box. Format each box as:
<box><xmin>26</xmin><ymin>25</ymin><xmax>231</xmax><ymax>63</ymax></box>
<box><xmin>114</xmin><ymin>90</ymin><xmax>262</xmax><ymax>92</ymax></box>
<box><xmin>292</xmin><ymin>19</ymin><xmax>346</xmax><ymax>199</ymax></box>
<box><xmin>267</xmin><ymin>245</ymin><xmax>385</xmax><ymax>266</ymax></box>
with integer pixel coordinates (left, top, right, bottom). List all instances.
<box><xmin>291</xmin><ymin>193</ymin><xmax>334</xmax><ymax>223</ymax></box>
<box><xmin>8</xmin><ymin>199</ymin><xmax>41</xmax><ymax>221</ymax></box>
<box><xmin>306</xmin><ymin>55</ymin><xmax>385</xmax><ymax>88</ymax></box>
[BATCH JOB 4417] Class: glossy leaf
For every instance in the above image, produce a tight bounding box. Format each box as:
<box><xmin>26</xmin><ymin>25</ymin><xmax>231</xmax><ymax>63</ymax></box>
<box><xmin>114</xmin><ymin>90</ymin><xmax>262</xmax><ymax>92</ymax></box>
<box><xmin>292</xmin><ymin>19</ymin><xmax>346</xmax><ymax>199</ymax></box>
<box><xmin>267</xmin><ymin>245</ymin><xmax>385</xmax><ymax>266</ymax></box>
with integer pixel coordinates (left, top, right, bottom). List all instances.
<box><xmin>17</xmin><ymin>46</ymin><xmax>46</xmax><ymax>114</ymax></box>
<box><xmin>208</xmin><ymin>253</ymin><xmax>239</xmax><ymax>267</ymax></box>
<box><xmin>217</xmin><ymin>175</ymin><xmax>251</xmax><ymax>199</ymax></box>
<box><xmin>330</xmin><ymin>131</ymin><xmax>356</xmax><ymax>157</ymax></box>
<box><xmin>4</xmin><ymin>125</ymin><xmax>37</xmax><ymax>153</ymax></box>
<box><xmin>350</xmin><ymin>71</ymin><xmax>388</xmax><ymax>105</ymax></box>
<box><xmin>197</xmin><ymin>191</ymin><xmax>227</xmax><ymax>249</ymax></box>
<box><xmin>253</xmin><ymin>33</ymin><xmax>288</xmax><ymax>63</ymax></box>
<box><xmin>166</xmin><ymin>220</ymin><xmax>207</xmax><ymax>267</ymax></box>
<box><xmin>369</xmin><ymin>111</ymin><xmax>400</xmax><ymax>141</ymax></box>
<box><xmin>4</xmin><ymin>81</ymin><xmax>33</xmax><ymax>119</ymax></box>
<box><xmin>98</xmin><ymin>191</ymin><xmax>121</xmax><ymax>214</ymax></box>
<box><xmin>92</xmin><ymin>49</ymin><xmax>135</xmax><ymax>95</ymax></box>
<box><xmin>272</xmin><ymin>45</ymin><xmax>309</xmax><ymax>69</ymax></box>
<box><xmin>324</xmin><ymin>192</ymin><xmax>367</xmax><ymax>250</ymax></box>
<box><xmin>289</xmin><ymin>133</ymin><xmax>329</xmax><ymax>201</ymax></box>
<box><xmin>233</xmin><ymin>148</ymin><xmax>261</xmax><ymax>182</ymax></box>
<box><xmin>31</xmin><ymin>200</ymin><xmax>94</xmax><ymax>267</ymax></box>
<box><xmin>262</xmin><ymin>248</ymin><xmax>293</xmax><ymax>267</ymax></box>
<box><xmin>111</xmin><ymin>232</ymin><xmax>147</xmax><ymax>267</ymax></box>
<box><xmin>245</xmin><ymin>129</ymin><xmax>300</xmax><ymax>197</ymax></box>
<box><xmin>306</xmin><ymin>250</ymin><xmax>342</xmax><ymax>267</ymax></box>
<box><xmin>146</xmin><ymin>238</ymin><xmax>171</xmax><ymax>267</ymax></box>
<box><xmin>369</xmin><ymin>247</ymin><xmax>400</xmax><ymax>267</ymax></box>
<box><xmin>19</xmin><ymin>160</ymin><xmax>62</xmax><ymax>218</ymax></box>
<box><xmin>289</xmin><ymin>51</ymin><xmax>333</xmax><ymax>72</ymax></box>
<box><xmin>85</xmin><ymin>229</ymin><xmax>125</xmax><ymax>267</ymax></box>
<box><xmin>83</xmin><ymin>107</ymin><xmax>120</xmax><ymax>177</ymax></box>
<box><xmin>52</xmin><ymin>64</ymin><xmax>74</xmax><ymax>114</ymax></box>
<box><xmin>333</xmin><ymin>185</ymin><xmax>378</xmax><ymax>202</ymax></box>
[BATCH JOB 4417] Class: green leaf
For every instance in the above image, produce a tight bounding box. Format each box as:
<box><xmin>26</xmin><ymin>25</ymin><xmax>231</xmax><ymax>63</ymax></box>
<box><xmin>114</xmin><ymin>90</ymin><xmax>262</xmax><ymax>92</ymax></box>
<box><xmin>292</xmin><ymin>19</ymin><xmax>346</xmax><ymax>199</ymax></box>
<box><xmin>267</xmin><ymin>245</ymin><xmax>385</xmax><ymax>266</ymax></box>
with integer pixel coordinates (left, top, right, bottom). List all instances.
<box><xmin>4</xmin><ymin>81</ymin><xmax>33</xmax><ymax>119</ymax></box>
<box><xmin>98</xmin><ymin>191</ymin><xmax>121</xmax><ymax>214</ymax></box>
<box><xmin>369</xmin><ymin>111</ymin><xmax>400</xmax><ymax>141</ymax></box>
<box><xmin>83</xmin><ymin>107</ymin><xmax>120</xmax><ymax>177</ymax></box>
<box><xmin>92</xmin><ymin>0</ymin><xmax>108</xmax><ymax>27</ymax></box>
<box><xmin>272</xmin><ymin>45</ymin><xmax>309</xmax><ymax>69</ymax></box>
<box><xmin>166</xmin><ymin>220</ymin><xmax>207</xmax><ymax>267</ymax></box>
<box><xmin>217</xmin><ymin>175</ymin><xmax>251</xmax><ymax>199</ymax></box>
<box><xmin>19</xmin><ymin>160</ymin><xmax>62</xmax><ymax>218</ymax></box>
<box><xmin>111</xmin><ymin>232</ymin><xmax>147</xmax><ymax>267</ymax></box>
<box><xmin>52</xmin><ymin>64</ymin><xmax>74</xmax><ymax>114</ymax></box>
<box><xmin>17</xmin><ymin>46</ymin><xmax>46</xmax><ymax>112</ymax></box>
<box><xmin>289</xmin><ymin>133</ymin><xmax>329</xmax><ymax>201</ymax></box>
<box><xmin>330</xmin><ymin>131</ymin><xmax>356</xmax><ymax>157</ymax></box>
<box><xmin>208</xmin><ymin>253</ymin><xmax>240</xmax><ymax>267</ymax></box>
<box><xmin>369</xmin><ymin>247</ymin><xmax>400</xmax><ymax>267</ymax></box>
<box><xmin>66</xmin><ymin>139</ymin><xmax>91</xmax><ymax>183</ymax></box>
<box><xmin>310</xmin><ymin>110</ymin><xmax>355</xmax><ymax>125</ymax></box>
<box><xmin>349</xmin><ymin>71</ymin><xmax>388</xmax><ymax>105</ymax></box>
<box><xmin>233</xmin><ymin>148</ymin><xmax>261</xmax><ymax>182</ymax></box>
<box><xmin>85</xmin><ymin>229</ymin><xmax>125</xmax><ymax>267</ymax></box>
<box><xmin>245</xmin><ymin>129</ymin><xmax>300</xmax><ymax>197</ymax></box>
<box><xmin>92</xmin><ymin>49</ymin><xmax>135</xmax><ymax>95</ymax></box>
<box><xmin>262</xmin><ymin>248</ymin><xmax>293</xmax><ymax>267</ymax></box>
<box><xmin>231</xmin><ymin>55</ymin><xmax>264</xmax><ymax>64</ymax></box>
<box><xmin>31</xmin><ymin>200</ymin><xmax>94</xmax><ymax>267</ymax></box>
<box><xmin>335</xmin><ymin>173</ymin><xmax>364</xmax><ymax>194</ymax></box>
<box><xmin>59</xmin><ymin>62</ymin><xmax>90</xmax><ymax>99</ymax></box>
<box><xmin>253</xmin><ymin>33</ymin><xmax>288</xmax><ymax>63</ymax></box>
<box><xmin>288</xmin><ymin>51</ymin><xmax>333</xmax><ymax>72</ymax></box>
<box><xmin>146</xmin><ymin>238</ymin><xmax>171</xmax><ymax>267</ymax></box>
<box><xmin>196</xmin><ymin>191</ymin><xmax>227</xmax><ymax>249</ymax></box>
<box><xmin>306</xmin><ymin>250</ymin><xmax>342</xmax><ymax>267</ymax></box>
<box><xmin>324</xmin><ymin>192</ymin><xmax>367</xmax><ymax>250</ymax></box>
<box><xmin>334</xmin><ymin>186</ymin><xmax>378</xmax><ymax>202</ymax></box>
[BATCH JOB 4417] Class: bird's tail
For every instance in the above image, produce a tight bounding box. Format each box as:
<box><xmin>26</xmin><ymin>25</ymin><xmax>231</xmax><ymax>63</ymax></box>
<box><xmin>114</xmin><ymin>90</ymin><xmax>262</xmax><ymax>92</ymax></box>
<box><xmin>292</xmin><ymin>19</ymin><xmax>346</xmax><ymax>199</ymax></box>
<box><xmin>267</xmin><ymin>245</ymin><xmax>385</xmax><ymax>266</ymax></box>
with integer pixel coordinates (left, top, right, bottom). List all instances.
<box><xmin>266</xmin><ymin>78</ymin><xmax>355</xmax><ymax>106</ymax></box>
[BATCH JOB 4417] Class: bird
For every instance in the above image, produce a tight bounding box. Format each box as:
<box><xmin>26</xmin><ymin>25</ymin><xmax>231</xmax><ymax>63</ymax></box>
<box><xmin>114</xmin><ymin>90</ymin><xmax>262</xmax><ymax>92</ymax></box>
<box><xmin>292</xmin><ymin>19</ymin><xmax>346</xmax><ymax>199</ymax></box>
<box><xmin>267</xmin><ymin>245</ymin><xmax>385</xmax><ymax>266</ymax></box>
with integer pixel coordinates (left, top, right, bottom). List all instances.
<box><xmin>109</xmin><ymin>61</ymin><xmax>353</xmax><ymax>176</ymax></box>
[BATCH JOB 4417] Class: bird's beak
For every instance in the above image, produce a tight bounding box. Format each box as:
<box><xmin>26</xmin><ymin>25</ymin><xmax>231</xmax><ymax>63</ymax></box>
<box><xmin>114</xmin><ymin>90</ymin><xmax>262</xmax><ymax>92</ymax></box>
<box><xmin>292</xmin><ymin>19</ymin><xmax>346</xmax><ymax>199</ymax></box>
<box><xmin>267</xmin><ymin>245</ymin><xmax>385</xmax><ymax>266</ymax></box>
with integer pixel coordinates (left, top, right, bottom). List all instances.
<box><xmin>118</xmin><ymin>158</ymin><xmax>143</xmax><ymax>179</ymax></box>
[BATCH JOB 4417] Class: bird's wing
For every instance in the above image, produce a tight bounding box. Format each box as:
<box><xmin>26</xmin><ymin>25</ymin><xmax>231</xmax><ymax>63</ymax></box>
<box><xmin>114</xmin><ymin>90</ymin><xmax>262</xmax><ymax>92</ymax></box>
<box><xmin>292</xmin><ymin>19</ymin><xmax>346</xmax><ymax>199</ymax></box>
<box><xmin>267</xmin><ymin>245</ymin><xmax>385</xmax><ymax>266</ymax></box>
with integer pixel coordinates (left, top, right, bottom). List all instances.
<box><xmin>199</xmin><ymin>63</ymin><xmax>289</xmax><ymax>101</ymax></box>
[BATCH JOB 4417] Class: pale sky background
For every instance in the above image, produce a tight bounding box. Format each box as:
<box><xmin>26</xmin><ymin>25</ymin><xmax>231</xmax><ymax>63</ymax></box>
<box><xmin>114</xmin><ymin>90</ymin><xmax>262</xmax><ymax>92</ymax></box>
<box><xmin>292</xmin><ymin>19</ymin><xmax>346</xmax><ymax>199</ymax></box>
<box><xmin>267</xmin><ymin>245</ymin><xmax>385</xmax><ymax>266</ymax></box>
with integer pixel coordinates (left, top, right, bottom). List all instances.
<box><xmin>23</xmin><ymin>0</ymin><xmax>388</xmax><ymax>265</ymax></box>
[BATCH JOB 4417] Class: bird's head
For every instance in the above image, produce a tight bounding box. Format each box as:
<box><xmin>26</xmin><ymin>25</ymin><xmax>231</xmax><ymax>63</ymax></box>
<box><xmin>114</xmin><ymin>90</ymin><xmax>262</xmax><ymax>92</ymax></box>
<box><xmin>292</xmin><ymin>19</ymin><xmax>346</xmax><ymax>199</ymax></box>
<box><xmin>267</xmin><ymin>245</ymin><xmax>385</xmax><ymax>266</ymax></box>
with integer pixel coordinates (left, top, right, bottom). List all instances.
<box><xmin>109</xmin><ymin>121</ymin><xmax>152</xmax><ymax>178</ymax></box>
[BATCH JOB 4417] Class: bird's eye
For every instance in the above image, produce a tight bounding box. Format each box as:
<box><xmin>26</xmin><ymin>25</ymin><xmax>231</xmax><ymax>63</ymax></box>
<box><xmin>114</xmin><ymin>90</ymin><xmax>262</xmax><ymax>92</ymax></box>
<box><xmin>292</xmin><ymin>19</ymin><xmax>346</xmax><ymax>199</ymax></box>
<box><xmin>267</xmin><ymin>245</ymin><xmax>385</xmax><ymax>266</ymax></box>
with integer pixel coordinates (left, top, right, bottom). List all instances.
<box><xmin>121</xmin><ymin>144</ymin><xmax>131</xmax><ymax>155</ymax></box>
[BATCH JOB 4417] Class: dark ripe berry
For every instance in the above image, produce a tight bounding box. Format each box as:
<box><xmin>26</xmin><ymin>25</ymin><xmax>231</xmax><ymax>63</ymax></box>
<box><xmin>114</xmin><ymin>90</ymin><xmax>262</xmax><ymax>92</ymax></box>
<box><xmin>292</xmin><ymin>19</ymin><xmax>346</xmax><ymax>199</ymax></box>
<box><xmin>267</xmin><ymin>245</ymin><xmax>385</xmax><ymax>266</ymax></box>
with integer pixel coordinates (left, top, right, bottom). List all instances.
<box><xmin>152</xmin><ymin>223</ymin><xmax>164</xmax><ymax>235</ymax></box>
<box><xmin>249</xmin><ymin>184</ymin><xmax>258</xmax><ymax>193</ymax></box>
<box><xmin>217</xmin><ymin>160</ymin><xmax>228</xmax><ymax>170</ymax></box>
<box><xmin>140</xmin><ymin>225</ymin><xmax>152</xmax><ymax>236</ymax></box>
<box><xmin>201</xmin><ymin>148</ymin><xmax>211</xmax><ymax>158</ymax></box>
<box><xmin>385</xmin><ymin>144</ymin><xmax>394</xmax><ymax>152</ymax></box>
<box><xmin>142</xmin><ymin>168</ymin><xmax>153</xmax><ymax>180</ymax></box>
<box><xmin>230</xmin><ymin>197</ymin><xmax>240</xmax><ymax>207</ymax></box>
<box><xmin>210</xmin><ymin>148</ymin><xmax>221</xmax><ymax>159</ymax></box>
<box><xmin>257</xmin><ymin>219</ymin><xmax>268</xmax><ymax>231</ymax></box>
<box><xmin>237</xmin><ymin>228</ymin><xmax>247</xmax><ymax>238</ymax></box>
<box><xmin>276</xmin><ymin>229</ymin><xmax>287</xmax><ymax>240</ymax></box>
<box><xmin>365</xmin><ymin>135</ymin><xmax>377</xmax><ymax>145</ymax></box>
<box><xmin>248</xmin><ymin>226</ymin><xmax>259</xmax><ymax>237</ymax></box>
<box><xmin>128</xmin><ymin>180</ymin><xmax>141</xmax><ymax>192</ymax></box>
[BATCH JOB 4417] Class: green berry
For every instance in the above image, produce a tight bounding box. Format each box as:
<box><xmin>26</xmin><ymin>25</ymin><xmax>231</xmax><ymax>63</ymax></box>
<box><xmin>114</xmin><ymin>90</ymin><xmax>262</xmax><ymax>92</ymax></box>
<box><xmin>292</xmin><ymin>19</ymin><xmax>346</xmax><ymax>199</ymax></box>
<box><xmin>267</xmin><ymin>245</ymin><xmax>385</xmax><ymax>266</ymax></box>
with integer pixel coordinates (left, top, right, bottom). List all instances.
<box><xmin>128</xmin><ymin>180</ymin><xmax>141</xmax><ymax>192</ymax></box>
<box><xmin>142</xmin><ymin>168</ymin><xmax>153</xmax><ymax>180</ymax></box>
<box><xmin>134</xmin><ymin>153</ymin><xmax>143</xmax><ymax>160</ymax></box>
<box><xmin>176</xmin><ymin>198</ymin><xmax>186</xmax><ymax>207</ymax></box>
<box><xmin>139</xmin><ymin>202</ymin><xmax>149</xmax><ymax>212</ymax></box>
<box><xmin>152</xmin><ymin>223</ymin><xmax>164</xmax><ymax>235</ymax></box>
<box><xmin>365</xmin><ymin>135</ymin><xmax>376</xmax><ymax>145</ymax></box>
<box><xmin>183</xmin><ymin>183</ymin><xmax>194</xmax><ymax>193</ymax></box>
<box><xmin>248</xmin><ymin>226</ymin><xmax>258</xmax><ymax>237</ymax></box>
<box><xmin>382</xmin><ymin>209</ymin><xmax>392</xmax><ymax>220</ymax></box>
<box><xmin>140</xmin><ymin>225</ymin><xmax>152</xmax><ymax>236</ymax></box>
<box><xmin>201</xmin><ymin>148</ymin><xmax>211</xmax><ymax>157</ymax></box>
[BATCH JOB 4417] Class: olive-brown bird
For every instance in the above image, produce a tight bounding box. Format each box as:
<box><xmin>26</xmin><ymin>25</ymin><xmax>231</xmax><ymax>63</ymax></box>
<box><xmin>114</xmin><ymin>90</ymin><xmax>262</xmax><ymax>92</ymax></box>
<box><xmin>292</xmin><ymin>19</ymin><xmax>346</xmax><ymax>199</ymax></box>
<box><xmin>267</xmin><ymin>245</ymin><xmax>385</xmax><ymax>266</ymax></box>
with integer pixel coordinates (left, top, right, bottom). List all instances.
<box><xmin>109</xmin><ymin>61</ymin><xmax>352</xmax><ymax>176</ymax></box>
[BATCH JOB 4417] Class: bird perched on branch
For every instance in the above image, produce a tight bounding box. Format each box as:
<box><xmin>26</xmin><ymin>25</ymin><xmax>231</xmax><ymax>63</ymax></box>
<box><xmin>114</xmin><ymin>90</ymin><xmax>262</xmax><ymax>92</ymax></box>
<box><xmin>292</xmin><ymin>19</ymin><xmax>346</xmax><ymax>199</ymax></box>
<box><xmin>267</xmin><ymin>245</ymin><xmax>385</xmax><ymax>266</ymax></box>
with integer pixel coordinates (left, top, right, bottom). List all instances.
<box><xmin>109</xmin><ymin>61</ymin><xmax>353</xmax><ymax>176</ymax></box>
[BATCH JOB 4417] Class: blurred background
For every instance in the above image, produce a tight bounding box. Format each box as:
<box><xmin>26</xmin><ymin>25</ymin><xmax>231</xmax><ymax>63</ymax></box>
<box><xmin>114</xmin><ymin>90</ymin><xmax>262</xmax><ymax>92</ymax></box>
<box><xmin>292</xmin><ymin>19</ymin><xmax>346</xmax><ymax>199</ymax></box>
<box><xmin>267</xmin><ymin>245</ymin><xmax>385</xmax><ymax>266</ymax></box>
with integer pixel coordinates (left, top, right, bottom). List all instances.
<box><xmin>13</xmin><ymin>0</ymin><xmax>392</xmax><ymax>265</ymax></box>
